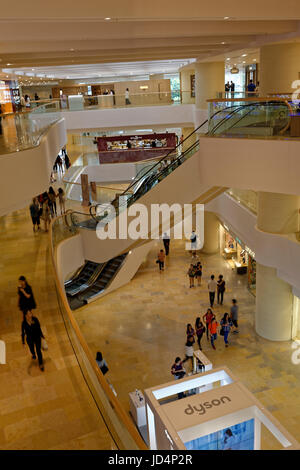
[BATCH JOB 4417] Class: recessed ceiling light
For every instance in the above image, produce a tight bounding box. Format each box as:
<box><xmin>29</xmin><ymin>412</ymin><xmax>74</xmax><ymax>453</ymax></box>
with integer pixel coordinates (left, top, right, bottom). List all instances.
<box><xmin>105</xmin><ymin>17</ymin><xmax>111</xmax><ymax>20</ymax></box>
<box><xmin>253</xmin><ymin>58</ymin><xmax>257</xmax><ymax>61</ymax></box>
<box><xmin>6</xmin><ymin>63</ymin><xmax>12</xmax><ymax>66</ymax></box>
<box><xmin>221</xmin><ymin>42</ymin><xmax>226</xmax><ymax>45</ymax></box>
<box><xmin>242</xmin><ymin>61</ymin><xmax>246</xmax><ymax>64</ymax></box>
<box><xmin>224</xmin><ymin>16</ymin><xmax>230</xmax><ymax>20</ymax></box>
<box><xmin>242</xmin><ymin>54</ymin><xmax>247</xmax><ymax>57</ymax></box>
<box><xmin>226</xmin><ymin>58</ymin><xmax>230</xmax><ymax>61</ymax></box>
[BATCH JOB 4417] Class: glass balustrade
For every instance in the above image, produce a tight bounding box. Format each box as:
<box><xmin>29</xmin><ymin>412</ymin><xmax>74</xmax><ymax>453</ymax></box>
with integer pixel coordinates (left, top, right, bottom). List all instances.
<box><xmin>0</xmin><ymin>103</ymin><xmax>60</xmax><ymax>155</ymax></box>
<box><xmin>50</xmin><ymin>214</ymin><xmax>147</xmax><ymax>450</ymax></box>
<box><xmin>207</xmin><ymin>99</ymin><xmax>293</xmax><ymax>137</ymax></box>
<box><xmin>227</xmin><ymin>189</ymin><xmax>258</xmax><ymax>214</ymax></box>
<box><xmin>27</xmin><ymin>90</ymin><xmax>195</xmax><ymax>112</ymax></box>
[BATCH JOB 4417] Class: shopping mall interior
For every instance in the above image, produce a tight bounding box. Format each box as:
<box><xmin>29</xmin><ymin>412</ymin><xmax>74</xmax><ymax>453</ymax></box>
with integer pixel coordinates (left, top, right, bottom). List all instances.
<box><xmin>1</xmin><ymin>0</ymin><xmax>300</xmax><ymax>452</ymax></box>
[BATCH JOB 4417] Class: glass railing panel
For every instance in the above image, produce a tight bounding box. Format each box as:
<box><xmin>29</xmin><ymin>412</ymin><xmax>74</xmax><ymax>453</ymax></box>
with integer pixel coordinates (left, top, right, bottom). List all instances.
<box><xmin>0</xmin><ymin>107</ymin><xmax>60</xmax><ymax>155</ymax></box>
<box><xmin>18</xmin><ymin>91</ymin><xmax>196</xmax><ymax>113</ymax></box>
<box><xmin>207</xmin><ymin>99</ymin><xmax>292</xmax><ymax>137</ymax></box>
<box><xmin>227</xmin><ymin>189</ymin><xmax>258</xmax><ymax>214</ymax></box>
<box><xmin>50</xmin><ymin>215</ymin><xmax>147</xmax><ymax>449</ymax></box>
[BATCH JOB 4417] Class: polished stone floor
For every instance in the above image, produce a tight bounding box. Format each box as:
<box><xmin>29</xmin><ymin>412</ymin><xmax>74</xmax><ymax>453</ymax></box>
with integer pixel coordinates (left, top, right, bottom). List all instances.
<box><xmin>73</xmin><ymin>239</ymin><xmax>300</xmax><ymax>448</ymax></box>
<box><xmin>0</xmin><ymin>209</ymin><xmax>114</xmax><ymax>450</ymax></box>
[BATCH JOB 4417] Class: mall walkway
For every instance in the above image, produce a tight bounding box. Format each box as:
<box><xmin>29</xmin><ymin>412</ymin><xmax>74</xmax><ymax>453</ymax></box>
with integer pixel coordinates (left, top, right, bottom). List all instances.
<box><xmin>73</xmin><ymin>239</ymin><xmax>300</xmax><ymax>446</ymax></box>
<box><xmin>0</xmin><ymin>208</ymin><xmax>114</xmax><ymax>450</ymax></box>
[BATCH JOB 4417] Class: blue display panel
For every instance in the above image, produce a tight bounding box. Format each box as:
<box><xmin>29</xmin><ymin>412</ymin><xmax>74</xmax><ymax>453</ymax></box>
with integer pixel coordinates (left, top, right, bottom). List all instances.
<box><xmin>185</xmin><ymin>418</ymin><xmax>255</xmax><ymax>450</ymax></box>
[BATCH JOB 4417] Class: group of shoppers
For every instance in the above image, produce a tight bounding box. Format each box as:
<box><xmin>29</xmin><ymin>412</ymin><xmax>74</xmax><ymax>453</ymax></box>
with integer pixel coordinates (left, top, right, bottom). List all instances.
<box><xmin>29</xmin><ymin>187</ymin><xmax>66</xmax><ymax>232</ymax></box>
<box><xmin>171</xmin><ymin>299</ymin><xmax>240</xmax><ymax>382</ymax></box>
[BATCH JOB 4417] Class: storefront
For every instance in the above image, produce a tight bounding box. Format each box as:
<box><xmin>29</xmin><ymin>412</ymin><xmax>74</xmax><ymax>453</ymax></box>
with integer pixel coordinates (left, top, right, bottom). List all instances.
<box><xmin>96</xmin><ymin>133</ymin><xmax>177</xmax><ymax>163</ymax></box>
<box><xmin>219</xmin><ymin>222</ymin><xmax>256</xmax><ymax>294</ymax></box>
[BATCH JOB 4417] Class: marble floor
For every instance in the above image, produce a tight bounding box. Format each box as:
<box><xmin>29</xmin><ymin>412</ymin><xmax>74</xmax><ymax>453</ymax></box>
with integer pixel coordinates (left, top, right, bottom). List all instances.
<box><xmin>73</xmin><ymin>239</ymin><xmax>300</xmax><ymax>448</ymax></box>
<box><xmin>0</xmin><ymin>208</ymin><xmax>115</xmax><ymax>450</ymax></box>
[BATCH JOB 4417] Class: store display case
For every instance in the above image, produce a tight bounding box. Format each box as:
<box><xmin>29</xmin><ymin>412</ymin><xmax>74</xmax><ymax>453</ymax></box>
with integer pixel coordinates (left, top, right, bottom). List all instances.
<box><xmin>144</xmin><ymin>367</ymin><xmax>299</xmax><ymax>451</ymax></box>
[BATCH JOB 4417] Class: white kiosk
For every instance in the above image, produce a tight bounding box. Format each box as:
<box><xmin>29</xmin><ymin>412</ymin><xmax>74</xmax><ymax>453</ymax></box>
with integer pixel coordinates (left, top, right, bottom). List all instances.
<box><xmin>144</xmin><ymin>367</ymin><xmax>299</xmax><ymax>450</ymax></box>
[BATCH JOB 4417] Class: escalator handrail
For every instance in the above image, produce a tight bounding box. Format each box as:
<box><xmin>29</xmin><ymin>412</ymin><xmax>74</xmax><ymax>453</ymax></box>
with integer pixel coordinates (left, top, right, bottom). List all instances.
<box><xmin>208</xmin><ymin>100</ymin><xmax>291</xmax><ymax>135</ymax></box>
<box><xmin>90</xmin><ymin>103</ymin><xmax>251</xmax><ymax>219</ymax></box>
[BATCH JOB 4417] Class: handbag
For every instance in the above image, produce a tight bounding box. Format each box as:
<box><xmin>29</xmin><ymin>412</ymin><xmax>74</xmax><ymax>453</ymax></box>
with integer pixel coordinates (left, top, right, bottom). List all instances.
<box><xmin>41</xmin><ymin>338</ymin><xmax>48</xmax><ymax>351</ymax></box>
<box><xmin>100</xmin><ymin>364</ymin><xmax>109</xmax><ymax>375</ymax></box>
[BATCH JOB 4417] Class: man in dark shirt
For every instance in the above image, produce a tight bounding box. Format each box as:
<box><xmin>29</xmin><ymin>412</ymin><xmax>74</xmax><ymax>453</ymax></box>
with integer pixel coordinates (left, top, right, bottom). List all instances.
<box><xmin>247</xmin><ymin>80</ymin><xmax>256</xmax><ymax>96</ymax></box>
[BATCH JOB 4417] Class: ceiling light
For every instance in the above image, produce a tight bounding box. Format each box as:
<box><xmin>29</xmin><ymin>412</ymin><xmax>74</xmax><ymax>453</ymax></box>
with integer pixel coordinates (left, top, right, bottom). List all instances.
<box><xmin>224</xmin><ymin>16</ymin><xmax>230</xmax><ymax>19</ymax></box>
<box><xmin>105</xmin><ymin>17</ymin><xmax>111</xmax><ymax>20</ymax></box>
<box><xmin>221</xmin><ymin>42</ymin><xmax>226</xmax><ymax>45</ymax></box>
<box><xmin>242</xmin><ymin>61</ymin><xmax>246</xmax><ymax>64</ymax></box>
<box><xmin>6</xmin><ymin>63</ymin><xmax>12</xmax><ymax>66</ymax></box>
<box><xmin>242</xmin><ymin>54</ymin><xmax>247</xmax><ymax>57</ymax></box>
<box><xmin>32</xmin><ymin>68</ymin><xmax>35</xmax><ymax>71</ymax></box>
<box><xmin>253</xmin><ymin>58</ymin><xmax>257</xmax><ymax>62</ymax></box>
<box><xmin>70</xmin><ymin>48</ymin><xmax>74</xmax><ymax>51</ymax></box>
<box><xmin>226</xmin><ymin>58</ymin><xmax>230</xmax><ymax>61</ymax></box>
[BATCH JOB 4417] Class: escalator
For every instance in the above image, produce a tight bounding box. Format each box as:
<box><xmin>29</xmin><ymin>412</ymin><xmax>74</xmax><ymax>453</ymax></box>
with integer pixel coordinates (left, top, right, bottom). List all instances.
<box><xmin>66</xmin><ymin>254</ymin><xmax>127</xmax><ymax>310</ymax></box>
<box><xmin>64</xmin><ymin>99</ymin><xmax>292</xmax><ymax>294</ymax></box>
<box><xmin>65</xmin><ymin>260</ymin><xmax>103</xmax><ymax>296</ymax></box>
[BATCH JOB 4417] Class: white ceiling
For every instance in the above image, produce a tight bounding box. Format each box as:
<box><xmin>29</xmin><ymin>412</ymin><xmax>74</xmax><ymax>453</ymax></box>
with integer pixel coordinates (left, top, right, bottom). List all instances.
<box><xmin>3</xmin><ymin>59</ymin><xmax>195</xmax><ymax>81</ymax></box>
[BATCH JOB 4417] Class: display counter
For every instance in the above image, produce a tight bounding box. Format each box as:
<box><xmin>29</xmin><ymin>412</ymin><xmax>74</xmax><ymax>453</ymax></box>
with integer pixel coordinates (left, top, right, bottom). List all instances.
<box><xmin>144</xmin><ymin>367</ymin><xmax>299</xmax><ymax>451</ymax></box>
<box><xmin>234</xmin><ymin>260</ymin><xmax>248</xmax><ymax>275</ymax></box>
<box><xmin>193</xmin><ymin>350</ymin><xmax>213</xmax><ymax>373</ymax></box>
<box><xmin>129</xmin><ymin>390</ymin><xmax>147</xmax><ymax>428</ymax></box>
<box><xmin>223</xmin><ymin>247</ymin><xmax>237</xmax><ymax>260</ymax></box>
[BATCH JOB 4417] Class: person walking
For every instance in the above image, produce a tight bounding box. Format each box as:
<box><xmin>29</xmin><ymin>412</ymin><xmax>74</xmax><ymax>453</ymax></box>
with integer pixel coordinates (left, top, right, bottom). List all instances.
<box><xmin>203</xmin><ymin>308</ymin><xmax>215</xmax><ymax>340</ymax></box>
<box><xmin>162</xmin><ymin>232</ymin><xmax>170</xmax><ymax>255</ymax></box>
<box><xmin>21</xmin><ymin>310</ymin><xmax>45</xmax><ymax>371</ymax></box>
<box><xmin>96</xmin><ymin>351</ymin><xmax>109</xmax><ymax>375</ymax></box>
<box><xmin>64</xmin><ymin>153</ymin><xmax>71</xmax><ymax>170</ymax></box>
<box><xmin>157</xmin><ymin>249</ymin><xmax>165</xmax><ymax>272</ymax></box>
<box><xmin>58</xmin><ymin>188</ymin><xmax>66</xmax><ymax>215</ymax></box>
<box><xmin>208</xmin><ymin>274</ymin><xmax>217</xmax><ymax>307</ymax></box>
<box><xmin>230</xmin><ymin>299</ymin><xmax>239</xmax><ymax>333</ymax></box>
<box><xmin>187</xmin><ymin>263</ymin><xmax>196</xmax><ymax>288</ymax></box>
<box><xmin>209</xmin><ymin>317</ymin><xmax>219</xmax><ymax>350</ymax></box>
<box><xmin>195</xmin><ymin>261</ymin><xmax>202</xmax><ymax>286</ymax></box>
<box><xmin>18</xmin><ymin>276</ymin><xmax>37</xmax><ymax>319</ymax></box>
<box><xmin>220</xmin><ymin>313</ymin><xmax>233</xmax><ymax>347</ymax></box>
<box><xmin>217</xmin><ymin>274</ymin><xmax>226</xmax><ymax>305</ymax></box>
<box><xmin>190</xmin><ymin>230</ymin><xmax>197</xmax><ymax>255</ymax></box>
<box><xmin>186</xmin><ymin>323</ymin><xmax>195</xmax><ymax>342</ymax></box>
<box><xmin>195</xmin><ymin>317</ymin><xmax>205</xmax><ymax>350</ymax></box>
<box><xmin>183</xmin><ymin>335</ymin><xmax>195</xmax><ymax>369</ymax></box>
<box><xmin>41</xmin><ymin>195</ymin><xmax>51</xmax><ymax>232</ymax></box>
<box><xmin>29</xmin><ymin>198</ymin><xmax>41</xmax><ymax>232</ymax></box>
<box><xmin>48</xmin><ymin>186</ymin><xmax>57</xmax><ymax>217</ymax></box>
<box><xmin>125</xmin><ymin>88</ymin><xmax>131</xmax><ymax>105</ymax></box>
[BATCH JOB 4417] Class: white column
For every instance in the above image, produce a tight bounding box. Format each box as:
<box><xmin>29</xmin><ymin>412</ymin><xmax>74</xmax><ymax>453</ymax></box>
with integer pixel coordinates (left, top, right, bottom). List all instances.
<box><xmin>194</xmin><ymin>61</ymin><xmax>224</xmax><ymax>129</ymax></box>
<box><xmin>260</xmin><ymin>43</ymin><xmax>300</xmax><ymax>96</ymax></box>
<box><xmin>201</xmin><ymin>211</ymin><xmax>219</xmax><ymax>254</ymax></box>
<box><xmin>256</xmin><ymin>263</ymin><xmax>293</xmax><ymax>341</ymax></box>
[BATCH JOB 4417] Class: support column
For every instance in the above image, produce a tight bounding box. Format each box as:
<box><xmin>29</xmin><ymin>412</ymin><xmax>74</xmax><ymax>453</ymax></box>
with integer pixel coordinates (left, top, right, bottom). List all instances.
<box><xmin>194</xmin><ymin>61</ymin><xmax>224</xmax><ymax>129</ymax></box>
<box><xmin>256</xmin><ymin>263</ymin><xmax>293</xmax><ymax>341</ymax></box>
<box><xmin>256</xmin><ymin>191</ymin><xmax>299</xmax><ymax>340</ymax></box>
<box><xmin>260</xmin><ymin>43</ymin><xmax>300</xmax><ymax>96</ymax></box>
<box><xmin>201</xmin><ymin>211</ymin><xmax>219</xmax><ymax>254</ymax></box>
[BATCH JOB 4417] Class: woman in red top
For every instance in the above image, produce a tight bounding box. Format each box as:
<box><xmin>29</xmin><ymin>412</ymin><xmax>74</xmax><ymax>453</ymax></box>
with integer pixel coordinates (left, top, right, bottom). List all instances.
<box><xmin>203</xmin><ymin>308</ymin><xmax>215</xmax><ymax>340</ymax></box>
<box><xmin>208</xmin><ymin>318</ymin><xmax>219</xmax><ymax>350</ymax></box>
